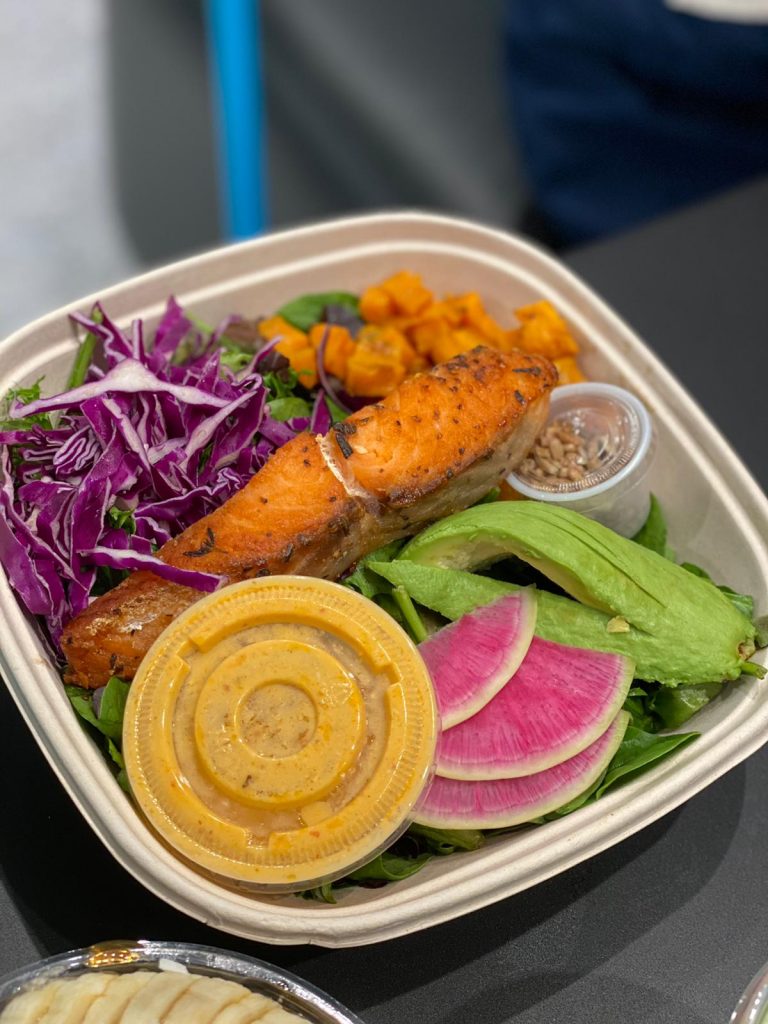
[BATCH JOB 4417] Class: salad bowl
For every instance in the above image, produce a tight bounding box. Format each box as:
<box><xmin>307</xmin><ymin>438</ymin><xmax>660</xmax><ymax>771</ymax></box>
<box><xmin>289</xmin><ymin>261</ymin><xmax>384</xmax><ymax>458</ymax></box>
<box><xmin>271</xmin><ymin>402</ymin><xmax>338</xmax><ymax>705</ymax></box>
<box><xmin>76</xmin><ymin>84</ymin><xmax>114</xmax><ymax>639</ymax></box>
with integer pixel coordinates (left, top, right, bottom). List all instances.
<box><xmin>0</xmin><ymin>212</ymin><xmax>766</xmax><ymax>946</ymax></box>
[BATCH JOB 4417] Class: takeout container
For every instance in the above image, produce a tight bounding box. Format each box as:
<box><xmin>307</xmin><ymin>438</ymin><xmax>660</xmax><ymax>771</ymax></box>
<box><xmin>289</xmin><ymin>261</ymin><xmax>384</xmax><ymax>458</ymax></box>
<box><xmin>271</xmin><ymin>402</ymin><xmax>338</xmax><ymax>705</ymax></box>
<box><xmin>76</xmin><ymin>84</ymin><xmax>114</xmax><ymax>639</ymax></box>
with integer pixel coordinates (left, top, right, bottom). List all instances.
<box><xmin>0</xmin><ymin>212</ymin><xmax>766</xmax><ymax>947</ymax></box>
<box><xmin>0</xmin><ymin>941</ymin><xmax>364</xmax><ymax>1022</ymax></box>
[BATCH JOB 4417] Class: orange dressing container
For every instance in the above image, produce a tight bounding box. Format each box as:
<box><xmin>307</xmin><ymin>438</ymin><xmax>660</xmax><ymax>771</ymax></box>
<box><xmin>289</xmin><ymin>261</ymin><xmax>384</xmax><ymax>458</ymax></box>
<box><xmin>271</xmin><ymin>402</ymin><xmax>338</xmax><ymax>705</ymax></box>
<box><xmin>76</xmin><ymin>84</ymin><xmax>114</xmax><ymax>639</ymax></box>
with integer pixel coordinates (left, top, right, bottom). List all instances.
<box><xmin>122</xmin><ymin>577</ymin><xmax>438</xmax><ymax>892</ymax></box>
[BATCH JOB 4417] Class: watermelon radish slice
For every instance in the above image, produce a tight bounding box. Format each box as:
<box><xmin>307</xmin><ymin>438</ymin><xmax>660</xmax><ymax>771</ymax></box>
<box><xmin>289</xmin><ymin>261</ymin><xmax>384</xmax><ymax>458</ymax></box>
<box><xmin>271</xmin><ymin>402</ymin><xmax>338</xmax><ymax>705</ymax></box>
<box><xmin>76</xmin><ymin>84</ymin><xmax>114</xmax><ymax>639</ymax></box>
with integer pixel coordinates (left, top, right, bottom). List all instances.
<box><xmin>419</xmin><ymin>590</ymin><xmax>537</xmax><ymax>729</ymax></box>
<box><xmin>436</xmin><ymin>637</ymin><xmax>634</xmax><ymax>779</ymax></box>
<box><xmin>415</xmin><ymin>711</ymin><xmax>630</xmax><ymax>829</ymax></box>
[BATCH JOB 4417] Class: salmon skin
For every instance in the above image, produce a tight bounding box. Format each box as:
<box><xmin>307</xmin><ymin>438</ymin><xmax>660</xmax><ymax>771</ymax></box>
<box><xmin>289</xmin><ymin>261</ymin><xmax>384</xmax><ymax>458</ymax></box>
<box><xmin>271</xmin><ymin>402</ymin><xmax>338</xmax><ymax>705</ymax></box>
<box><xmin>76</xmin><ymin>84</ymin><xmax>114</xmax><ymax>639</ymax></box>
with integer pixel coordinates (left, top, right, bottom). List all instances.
<box><xmin>61</xmin><ymin>347</ymin><xmax>556</xmax><ymax>687</ymax></box>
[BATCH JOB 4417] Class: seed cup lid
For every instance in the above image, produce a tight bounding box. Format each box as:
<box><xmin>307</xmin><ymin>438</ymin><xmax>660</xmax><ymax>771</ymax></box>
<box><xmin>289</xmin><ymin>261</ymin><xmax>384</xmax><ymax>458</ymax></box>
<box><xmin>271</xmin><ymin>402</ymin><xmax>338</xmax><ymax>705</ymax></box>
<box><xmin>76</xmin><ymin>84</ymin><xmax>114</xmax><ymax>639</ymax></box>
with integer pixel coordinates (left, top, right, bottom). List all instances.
<box><xmin>123</xmin><ymin>576</ymin><xmax>438</xmax><ymax>892</ymax></box>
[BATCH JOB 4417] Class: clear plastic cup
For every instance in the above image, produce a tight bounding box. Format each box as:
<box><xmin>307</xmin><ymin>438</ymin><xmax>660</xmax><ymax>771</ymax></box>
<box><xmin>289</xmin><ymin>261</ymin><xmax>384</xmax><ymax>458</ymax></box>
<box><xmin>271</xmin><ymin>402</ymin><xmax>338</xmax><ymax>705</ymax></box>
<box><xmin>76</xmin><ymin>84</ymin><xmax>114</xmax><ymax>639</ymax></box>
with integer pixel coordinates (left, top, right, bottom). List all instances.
<box><xmin>508</xmin><ymin>382</ymin><xmax>655</xmax><ymax>537</ymax></box>
<box><xmin>0</xmin><ymin>941</ymin><xmax>364</xmax><ymax>1022</ymax></box>
<box><xmin>731</xmin><ymin>960</ymin><xmax>768</xmax><ymax>1022</ymax></box>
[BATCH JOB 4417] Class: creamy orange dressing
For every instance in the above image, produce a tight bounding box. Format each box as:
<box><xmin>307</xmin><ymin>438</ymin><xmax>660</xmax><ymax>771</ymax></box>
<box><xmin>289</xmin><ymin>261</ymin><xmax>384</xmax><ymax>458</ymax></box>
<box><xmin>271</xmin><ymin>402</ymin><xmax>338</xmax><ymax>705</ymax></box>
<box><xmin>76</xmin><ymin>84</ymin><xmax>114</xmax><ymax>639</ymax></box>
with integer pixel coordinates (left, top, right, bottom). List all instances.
<box><xmin>123</xmin><ymin>577</ymin><xmax>437</xmax><ymax>891</ymax></box>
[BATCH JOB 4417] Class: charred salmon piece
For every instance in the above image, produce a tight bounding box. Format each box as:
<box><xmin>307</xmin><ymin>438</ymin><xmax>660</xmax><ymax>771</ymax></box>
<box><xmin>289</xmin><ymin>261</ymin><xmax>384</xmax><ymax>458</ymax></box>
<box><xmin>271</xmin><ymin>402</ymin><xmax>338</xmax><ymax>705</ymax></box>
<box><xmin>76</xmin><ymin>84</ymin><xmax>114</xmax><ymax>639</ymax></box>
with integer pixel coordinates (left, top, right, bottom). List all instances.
<box><xmin>61</xmin><ymin>346</ymin><xmax>556</xmax><ymax>688</ymax></box>
<box><xmin>329</xmin><ymin>347</ymin><xmax>556</xmax><ymax>534</ymax></box>
<box><xmin>62</xmin><ymin>434</ymin><xmax>366</xmax><ymax>686</ymax></box>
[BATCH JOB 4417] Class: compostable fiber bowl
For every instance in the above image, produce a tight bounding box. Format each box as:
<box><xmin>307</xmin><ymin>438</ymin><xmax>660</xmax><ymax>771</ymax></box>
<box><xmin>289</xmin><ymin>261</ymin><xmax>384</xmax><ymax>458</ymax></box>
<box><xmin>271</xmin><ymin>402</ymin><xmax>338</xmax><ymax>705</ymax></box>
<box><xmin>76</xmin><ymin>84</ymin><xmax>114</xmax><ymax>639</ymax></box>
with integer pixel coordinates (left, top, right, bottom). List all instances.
<box><xmin>0</xmin><ymin>212</ymin><xmax>766</xmax><ymax>946</ymax></box>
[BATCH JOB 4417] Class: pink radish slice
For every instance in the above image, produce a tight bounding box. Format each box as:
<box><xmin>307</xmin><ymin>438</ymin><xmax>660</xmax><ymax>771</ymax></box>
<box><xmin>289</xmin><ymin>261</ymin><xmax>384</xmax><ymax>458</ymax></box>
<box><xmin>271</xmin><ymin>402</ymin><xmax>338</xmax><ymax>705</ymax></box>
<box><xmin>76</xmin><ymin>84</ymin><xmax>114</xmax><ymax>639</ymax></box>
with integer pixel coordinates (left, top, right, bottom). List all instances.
<box><xmin>415</xmin><ymin>711</ymin><xmax>630</xmax><ymax>829</ymax></box>
<box><xmin>437</xmin><ymin>637</ymin><xmax>633</xmax><ymax>779</ymax></box>
<box><xmin>418</xmin><ymin>590</ymin><xmax>537</xmax><ymax>729</ymax></box>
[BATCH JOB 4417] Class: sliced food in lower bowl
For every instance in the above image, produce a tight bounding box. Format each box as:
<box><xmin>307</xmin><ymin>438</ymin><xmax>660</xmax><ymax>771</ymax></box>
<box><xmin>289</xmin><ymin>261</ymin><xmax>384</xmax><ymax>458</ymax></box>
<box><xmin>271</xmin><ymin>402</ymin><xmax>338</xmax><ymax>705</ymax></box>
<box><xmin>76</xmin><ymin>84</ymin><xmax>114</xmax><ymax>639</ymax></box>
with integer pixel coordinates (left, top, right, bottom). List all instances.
<box><xmin>0</xmin><ymin>941</ymin><xmax>365</xmax><ymax>1023</ymax></box>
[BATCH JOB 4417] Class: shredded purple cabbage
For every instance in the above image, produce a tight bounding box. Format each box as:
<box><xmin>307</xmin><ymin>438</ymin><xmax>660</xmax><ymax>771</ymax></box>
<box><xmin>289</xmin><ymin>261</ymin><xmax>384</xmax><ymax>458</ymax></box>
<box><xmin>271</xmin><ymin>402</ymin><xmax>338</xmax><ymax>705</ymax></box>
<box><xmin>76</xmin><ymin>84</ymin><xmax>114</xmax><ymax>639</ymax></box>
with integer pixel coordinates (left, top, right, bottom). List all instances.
<box><xmin>0</xmin><ymin>297</ymin><xmax>332</xmax><ymax>649</ymax></box>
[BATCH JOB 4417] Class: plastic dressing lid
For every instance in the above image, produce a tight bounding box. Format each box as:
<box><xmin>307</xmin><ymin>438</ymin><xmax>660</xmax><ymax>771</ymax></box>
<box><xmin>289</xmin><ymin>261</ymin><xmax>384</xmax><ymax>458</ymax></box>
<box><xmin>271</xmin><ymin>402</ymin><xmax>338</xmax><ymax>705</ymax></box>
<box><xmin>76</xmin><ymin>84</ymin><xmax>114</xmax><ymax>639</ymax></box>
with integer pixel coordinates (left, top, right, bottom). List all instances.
<box><xmin>123</xmin><ymin>576</ymin><xmax>437</xmax><ymax>892</ymax></box>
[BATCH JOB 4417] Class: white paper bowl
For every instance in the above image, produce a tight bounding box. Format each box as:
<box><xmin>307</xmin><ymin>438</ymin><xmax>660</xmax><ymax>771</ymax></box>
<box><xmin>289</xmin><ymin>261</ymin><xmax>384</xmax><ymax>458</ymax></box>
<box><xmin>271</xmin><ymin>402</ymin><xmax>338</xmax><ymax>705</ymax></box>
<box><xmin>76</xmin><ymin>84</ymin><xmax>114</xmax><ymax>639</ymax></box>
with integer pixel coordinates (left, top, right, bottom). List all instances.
<box><xmin>0</xmin><ymin>212</ymin><xmax>766</xmax><ymax>947</ymax></box>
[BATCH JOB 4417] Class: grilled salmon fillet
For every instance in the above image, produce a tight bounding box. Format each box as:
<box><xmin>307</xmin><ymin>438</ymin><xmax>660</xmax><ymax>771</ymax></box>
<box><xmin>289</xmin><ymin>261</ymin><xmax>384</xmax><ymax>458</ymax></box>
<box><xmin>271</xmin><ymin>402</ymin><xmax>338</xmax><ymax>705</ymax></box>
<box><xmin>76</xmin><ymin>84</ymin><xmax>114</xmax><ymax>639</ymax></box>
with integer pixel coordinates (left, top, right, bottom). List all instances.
<box><xmin>62</xmin><ymin>346</ymin><xmax>556</xmax><ymax>687</ymax></box>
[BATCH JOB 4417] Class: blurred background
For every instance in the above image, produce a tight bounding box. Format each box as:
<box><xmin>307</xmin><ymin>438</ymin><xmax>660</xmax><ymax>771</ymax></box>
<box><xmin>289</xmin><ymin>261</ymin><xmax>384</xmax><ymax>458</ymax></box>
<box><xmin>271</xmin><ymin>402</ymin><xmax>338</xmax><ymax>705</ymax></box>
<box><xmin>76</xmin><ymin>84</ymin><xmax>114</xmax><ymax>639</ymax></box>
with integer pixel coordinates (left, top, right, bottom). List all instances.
<box><xmin>2</xmin><ymin>0</ymin><xmax>767</xmax><ymax>338</ymax></box>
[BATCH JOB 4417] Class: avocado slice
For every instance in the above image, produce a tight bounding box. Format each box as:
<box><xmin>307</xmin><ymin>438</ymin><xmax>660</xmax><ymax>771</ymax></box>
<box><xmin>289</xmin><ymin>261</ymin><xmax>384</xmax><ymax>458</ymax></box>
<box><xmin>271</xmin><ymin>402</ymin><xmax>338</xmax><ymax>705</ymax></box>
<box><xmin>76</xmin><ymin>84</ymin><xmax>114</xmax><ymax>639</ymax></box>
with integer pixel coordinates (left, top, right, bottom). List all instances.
<box><xmin>394</xmin><ymin>502</ymin><xmax>759</xmax><ymax>686</ymax></box>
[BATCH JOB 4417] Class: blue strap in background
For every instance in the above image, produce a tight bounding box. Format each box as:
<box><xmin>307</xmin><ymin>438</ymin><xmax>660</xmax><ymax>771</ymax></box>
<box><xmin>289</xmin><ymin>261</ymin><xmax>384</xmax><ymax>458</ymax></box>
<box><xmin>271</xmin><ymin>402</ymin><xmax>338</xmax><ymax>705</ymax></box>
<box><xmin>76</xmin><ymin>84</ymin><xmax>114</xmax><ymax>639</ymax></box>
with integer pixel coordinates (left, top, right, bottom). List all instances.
<box><xmin>204</xmin><ymin>0</ymin><xmax>268</xmax><ymax>239</ymax></box>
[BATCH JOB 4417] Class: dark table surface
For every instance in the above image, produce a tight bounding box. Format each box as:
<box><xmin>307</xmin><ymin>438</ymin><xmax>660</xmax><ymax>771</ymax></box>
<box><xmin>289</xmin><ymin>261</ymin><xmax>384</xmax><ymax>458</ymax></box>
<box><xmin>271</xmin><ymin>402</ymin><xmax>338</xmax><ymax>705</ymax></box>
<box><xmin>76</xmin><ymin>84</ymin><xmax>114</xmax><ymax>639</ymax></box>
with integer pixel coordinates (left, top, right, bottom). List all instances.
<box><xmin>1</xmin><ymin>178</ymin><xmax>767</xmax><ymax>1023</ymax></box>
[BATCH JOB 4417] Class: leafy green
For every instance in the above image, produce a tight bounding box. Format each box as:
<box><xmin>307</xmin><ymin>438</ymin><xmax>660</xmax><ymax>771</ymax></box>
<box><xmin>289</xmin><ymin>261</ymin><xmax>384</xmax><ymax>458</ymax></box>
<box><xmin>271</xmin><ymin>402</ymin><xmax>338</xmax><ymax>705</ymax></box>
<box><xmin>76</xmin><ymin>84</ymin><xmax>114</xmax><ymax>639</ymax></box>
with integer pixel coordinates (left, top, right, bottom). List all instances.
<box><xmin>755</xmin><ymin>615</ymin><xmax>768</xmax><ymax>650</ymax></box>
<box><xmin>325</xmin><ymin>395</ymin><xmax>349</xmax><ymax>424</ymax></box>
<box><xmin>343</xmin><ymin>540</ymin><xmax>429</xmax><ymax>641</ymax></box>
<box><xmin>300</xmin><ymin>882</ymin><xmax>337</xmax><ymax>904</ymax></box>
<box><xmin>537</xmin><ymin>726</ymin><xmax>698</xmax><ymax>820</ymax></box>
<box><xmin>348</xmin><ymin>851</ymin><xmax>432</xmax><ymax>883</ymax></box>
<box><xmin>649</xmin><ymin>682</ymin><xmax>722</xmax><ymax>730</ymax></box>
<box><xmin>106</xmin><ymin>505</ymin><xmax>136</xmax><ymax>535</ymax></box>
<box><xmin>263</xmin><ymin>367</ymin><xmax>302</xmax><ymax>400</ymax></box>
<box><xmin>66</xmin><ymin>677</ymin><xmax>131</xmax><ymax>789</ymax></box>
<box><xmin>67</xmin><ymin>676</ymin><xmax>129</xmax><ymax>742</ymax></box>
<box><xmin>66</xmin><ymin>686</ymin><xmax>102</xmax><ymax>732</ymax></box>
<box><xmin>595</xmin><ymin>726</ymin><xmax>698</xmax><ymax>797</ymax></box>
<box><xmin>344</xmin><ymin>540</ymin><xmax>404</xmax><ymax>600</ymax></box>
<box><xmin>97</xmin><ymin>676</ymin><xmax>130</xmax><ymax>741</ymax></box>
<box><xmin>277</xmin><ymin>292</ymin><xmax>359</xmax><ymax>332</ymax></box>
<box><xmin>219</xmin><ymin>348</ymin><xmax>253</xmax><ymax>373</ymax></box>
<box><xmin>622</xmin><ymin>686</ymin><xmax>657</xmax><ymax>733</ymax></box>
<box><xmin>106</xmin><ymin>738</ymin><xmax>130</xmax><ymax>793</ymax></box>
<box><xmin>267</xmin><ymin>396</ymin><xmax>311</xmax><ymax>422</ymax></box>
<box><xmin>407</xmin><ymin>823</ymin><xmax>485</xmax><ymax>855</ymax></box>
<box><xmin>475</xmin><ymin>487</ymin><xmax>501</xmax><ymax>506</ymax></box>
<box><xmin>90</xmin><ymin>566</ymin><xmax>130</xmax><ymax>597</ymax></box>
<box><xmin>0</xmin><ymin>379</ymin><xmax>52</xmax><ymax>432</ymax></box>
<box><xmin>631</xmin><ymin>494</ymin><xmax>674</xmax><ymax>560</ymax></box>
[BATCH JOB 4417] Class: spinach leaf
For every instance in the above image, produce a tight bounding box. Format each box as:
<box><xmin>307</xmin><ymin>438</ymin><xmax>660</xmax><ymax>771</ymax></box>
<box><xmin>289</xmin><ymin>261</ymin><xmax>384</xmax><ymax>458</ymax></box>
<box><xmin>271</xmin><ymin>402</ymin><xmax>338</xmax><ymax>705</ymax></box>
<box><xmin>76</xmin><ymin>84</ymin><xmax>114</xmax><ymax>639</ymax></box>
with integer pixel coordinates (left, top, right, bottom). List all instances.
<box><xmin>407</xmin><ymin>823</ymin><xmax>485</xmax><ymax>855</ymax></box>
<box><xmin>300</xmin><ymin>839</ymin><xmax>434</xmax><ymax>902</ymax></box>
<box><xmin>631</xmin><ymin>494</ymin><xmax>674</xmax><ymax>559</ymax></box>
<box><xmin>348</xmin><ymin>851</ymin><xmax>432</xmax><ymax>884</ymax></box>
<box><xmin>67</xmin><ymin>676</ymin><xmax>129</xmax><ymax>743</ymax></box>
<box><xmin>344</xmin><ymin>540</ymin><xmax>428</xmax><ymax>642</ymax></box>
<box><xmin>325</xmin><ymin>395</ymin><xmax>349</xmax><ymax>424</ymax></box>
<box><xmin>649</xmin><ymin>682</ymin><xmax>722</xmax><ymax>730</ymax></box>
<box><xmin>106</xmin><ymin>738</ymin><xmax>130</xmax><ymax>793</ymax></box>
<box><xmin>66</xmin><ymin>685</ymin><xmax>101</xmax><ymax>732</ymax></box>
<box><xmin>277</xmin><ymin>292</ymin><xmax>359</xmax><ymax>332</ymax></box>
<box><xmin>595</xmin><ymin>726</ymin><xmax>698</xmax><ymax>798</ymax></box>
<box><xmin>300</xmin><ymin>882</ymin><xmax>337</xmax><ymax>904</ymax></box>
<box><xmin>66</xmin><ymin>677</ymin><xmax>131</xmax><ymax>789</ymax></box>
<box><xmin>267</xmin><ymin>396</ymin><xmax>311</xmax><ymax>422</ymax></box>
<box><xmin>622</xmin><ymin>686</ymin><xmax>657</xmax><ymax>733</ymax></box>
<box><xmin>344</xmin><ymin>540</ymin><xmax>405</xmax><ymax>600</ymax></box>
<box><xmin>97</xmin><ymin>677</ymin><xmax>131</xmax><ymax>742</ymax></box>
<box><xmin>537</xmin><ymin>725</ymin><xmax>698</xmax><ymax>820</ymax></box>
